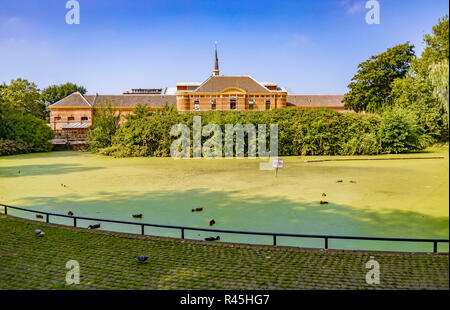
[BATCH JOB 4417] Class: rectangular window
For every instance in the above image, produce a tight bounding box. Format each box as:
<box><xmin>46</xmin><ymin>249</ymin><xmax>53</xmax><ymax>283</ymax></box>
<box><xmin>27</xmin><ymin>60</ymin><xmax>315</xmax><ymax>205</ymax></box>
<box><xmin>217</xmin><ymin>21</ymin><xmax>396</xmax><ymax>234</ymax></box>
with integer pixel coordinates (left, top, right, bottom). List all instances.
<box><xmin>54</xmin><ymin>116</ymin><xmax>61</xmax><ymax>121</ymax></box>
<box><xmin>68</xmin><ymin>116</ymin><xmax>75</xmax><ymax>121</ymax></box>
<box><xmin>81</xmin><ymin>116</ymin><xmax>88</xmax><ymax>121</ymax></box>
<box><xmin>211</xmin><ymin>99</ymin><xmax>216</xmax><ymax>110</ymax></box>
<box><xmin>230</xmin><ymin>98</ymin><xmax>237</xmax><ymax>110</ymax></box>
<box><xmin>265</xmin><ymin>100</ymin><xmax>271</xmax><ymax>110</ymax></box>
<box><xmin>248</xmin><ymin>100</ymin><xmax>254</xmax><ymax>111</ymax></box>
<box><xmin>194</xmin><ymin>100</ymin><xmax>200</xmax><ymax>111</ymax></box>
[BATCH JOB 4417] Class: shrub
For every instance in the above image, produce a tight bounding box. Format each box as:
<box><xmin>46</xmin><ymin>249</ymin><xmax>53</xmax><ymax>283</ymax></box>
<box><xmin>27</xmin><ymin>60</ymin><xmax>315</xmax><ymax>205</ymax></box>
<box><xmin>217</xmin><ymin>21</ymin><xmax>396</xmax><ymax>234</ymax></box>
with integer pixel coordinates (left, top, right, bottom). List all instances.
<box><xmin>0</xmin><ymin>139</ymin><xmax>31</xmax><ymax>155</ymax></box>
<box><xmin>342</xmin><ymin>133</ymin><xmax>381</xmax><ymax>155</ymax></box>
<box><xmin>0</xmin><ymin>113</ymin><xmax>54</xmax><ymax>154</ymax></box>
<box><xmin>379</xmin><ymin>107</ymin><xmax>427</xmax><ymax>153</ymax></box>
<box><xmin>87</xmin><ymin>102</ymin><xmax>121</xmax><ymax>151</ymax></box>
<box><xmin>99</xmin><ymin>108</ymin><xmax>394</xmax><ymax>157</ymax></box>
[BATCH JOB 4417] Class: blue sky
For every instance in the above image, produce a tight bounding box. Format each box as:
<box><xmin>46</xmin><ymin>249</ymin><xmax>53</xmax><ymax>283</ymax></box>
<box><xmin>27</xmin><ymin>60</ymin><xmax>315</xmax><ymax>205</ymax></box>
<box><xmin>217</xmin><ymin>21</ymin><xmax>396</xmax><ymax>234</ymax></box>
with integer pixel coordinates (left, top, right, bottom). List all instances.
<box><xmin>0</xmin><ymin>0</ymin><xmax>448</xmax><ymax>94</ymax></box>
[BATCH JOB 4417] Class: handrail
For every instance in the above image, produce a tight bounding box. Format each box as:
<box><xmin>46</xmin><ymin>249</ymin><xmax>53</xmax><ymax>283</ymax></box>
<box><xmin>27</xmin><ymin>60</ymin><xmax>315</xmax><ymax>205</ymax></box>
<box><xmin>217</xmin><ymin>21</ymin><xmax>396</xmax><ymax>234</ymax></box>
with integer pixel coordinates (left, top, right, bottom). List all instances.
<box><xmin>1</xmin><ymin>203</ymin><xmax>448</xmax><ymax>253</ymax></box>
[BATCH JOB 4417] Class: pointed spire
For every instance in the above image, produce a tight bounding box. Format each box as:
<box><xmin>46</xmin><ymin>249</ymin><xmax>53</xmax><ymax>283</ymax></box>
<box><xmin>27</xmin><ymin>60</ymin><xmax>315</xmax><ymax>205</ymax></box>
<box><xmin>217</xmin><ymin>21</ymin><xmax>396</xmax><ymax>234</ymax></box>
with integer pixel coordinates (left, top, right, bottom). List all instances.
<box><xmin>213</xmin><ymin>41</ymin><xmax>219</xmax><ymax>76</ymax></box>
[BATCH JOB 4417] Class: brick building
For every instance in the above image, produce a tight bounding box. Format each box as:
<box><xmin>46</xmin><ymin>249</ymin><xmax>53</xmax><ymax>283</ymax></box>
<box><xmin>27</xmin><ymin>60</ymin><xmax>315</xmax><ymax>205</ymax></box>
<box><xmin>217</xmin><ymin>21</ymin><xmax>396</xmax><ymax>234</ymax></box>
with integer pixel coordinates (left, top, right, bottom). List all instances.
<box><xmin>48</xmin><ymin>44</ymin><xmax>347</xmax><ymax>146</ymax></box>
<box><xmin>175</xmin><ymin>44</ymin><xmax>287</xmax><ymax>111</ymax></box>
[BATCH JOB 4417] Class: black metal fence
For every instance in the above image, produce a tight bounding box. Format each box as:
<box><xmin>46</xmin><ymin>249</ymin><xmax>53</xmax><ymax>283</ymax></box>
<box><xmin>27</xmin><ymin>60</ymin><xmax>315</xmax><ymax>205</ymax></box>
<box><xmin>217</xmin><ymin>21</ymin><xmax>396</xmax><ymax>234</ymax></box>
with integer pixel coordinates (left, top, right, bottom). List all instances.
<box><xmin>1</xmin><ymin>203</ymin><xmax>448</xmax><ymax>253</ymax></box>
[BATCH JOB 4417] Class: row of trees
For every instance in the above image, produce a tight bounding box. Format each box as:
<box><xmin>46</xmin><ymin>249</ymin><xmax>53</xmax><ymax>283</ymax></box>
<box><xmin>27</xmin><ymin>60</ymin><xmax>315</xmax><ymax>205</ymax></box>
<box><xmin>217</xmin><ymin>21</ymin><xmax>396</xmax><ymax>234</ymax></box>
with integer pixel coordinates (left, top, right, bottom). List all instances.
<box><xmin>0</xmin><ymin>80</ymin><xmax>86</xmax><ymax>155</ymax></box>
<box><xmin>87</xmin><ymin>104</ymin><xmax>427</xmax><ymax>157</ymax></box>
<box><xmin>344</xmin><ymin>15</ymin><xmax>449</xmax><ymax>143</ymax></box>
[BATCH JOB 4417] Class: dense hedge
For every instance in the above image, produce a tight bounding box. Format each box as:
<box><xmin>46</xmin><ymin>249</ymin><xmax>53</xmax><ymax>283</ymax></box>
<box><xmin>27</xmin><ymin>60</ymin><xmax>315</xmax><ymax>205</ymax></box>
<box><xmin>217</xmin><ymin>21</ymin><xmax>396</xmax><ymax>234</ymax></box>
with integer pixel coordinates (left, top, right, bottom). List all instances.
<box><xmin>97</xmin><ymin>108</ymin><xmax>428</xmax><ymax>157</ymax></box>
<box><xmin>0</xmin><ymin>113</ymin><xmax>54</xmax><ymax>156</ymax></box>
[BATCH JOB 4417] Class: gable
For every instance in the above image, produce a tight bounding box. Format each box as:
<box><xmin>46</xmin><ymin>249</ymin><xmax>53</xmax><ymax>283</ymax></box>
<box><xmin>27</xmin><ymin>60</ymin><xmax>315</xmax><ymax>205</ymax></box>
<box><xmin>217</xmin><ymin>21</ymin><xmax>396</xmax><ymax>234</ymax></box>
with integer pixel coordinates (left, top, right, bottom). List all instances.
<box><xmin>193</xmin><ymin>76</ymin><xmax>271</xmax><ymax>93</ymax></box>
<box><xmin>49</xmin><ymin>92</ymin><xmax>91</xmax><ymax>107</ymax></box>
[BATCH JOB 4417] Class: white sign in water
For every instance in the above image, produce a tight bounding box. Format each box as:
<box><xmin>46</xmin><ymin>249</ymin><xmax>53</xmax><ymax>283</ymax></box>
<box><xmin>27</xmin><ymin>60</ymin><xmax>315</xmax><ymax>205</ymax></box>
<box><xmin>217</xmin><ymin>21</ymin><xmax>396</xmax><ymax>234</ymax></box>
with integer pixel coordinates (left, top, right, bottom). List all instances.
<box><xmin>272</xmin><ymin>158</ymin><xmax>284</xmax><ymax>169</ymax></box>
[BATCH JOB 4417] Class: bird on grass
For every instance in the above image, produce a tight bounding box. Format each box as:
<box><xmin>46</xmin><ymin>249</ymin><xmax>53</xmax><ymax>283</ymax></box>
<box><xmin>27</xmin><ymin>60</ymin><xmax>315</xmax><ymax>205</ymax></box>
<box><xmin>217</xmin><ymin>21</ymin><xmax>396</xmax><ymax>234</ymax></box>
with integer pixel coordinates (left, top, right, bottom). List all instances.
<box><xmin>191</xmin><ymin>208</ymin><xmax>203</xmax><ymax>212</ymax></box>
<box><xmin>35</xmin><ymin>214</ymin><xmax>43</xmax><ymax>219</ymax></box>
<box><xmin>205</xmin><ymin>236</ymin><xmax>220</xmax><ymax>241</ymax></box>
<box><xmin>132</xmin><ymin>214</ymin><xmax>143</xmax><ymax>218</ymax></box>
<box><xmin>68</xmin><ymin>211</ymin><xmax>74</xmax><ymax>216</ymax></box>
<box><xmin>88</xmin><ymin>224</ymin><xmax>100</xmax><ymax>229</ymax></box>
<box><xmin>350</xmin><ymin>180</ymin><xmax>357</xmax><ymax>184</ymax></box>
<box><xmin>135</xmin><ymin>255</ymin><xmax>150</xmax><ymax>263</ymax></box>
<box><xmin>337</xmin><ymin>180</ymin><xmax>343</xmax><ymax>183</ymax></box>
<box><xmin>320</xmin><ymin>201</ymin><xmax>329</xmax><ymax>205</ymax></box>
<box><xmin>34</xmin><ymin>228</ymin><xmax>45</xmax><ymax>236</ymax></box>
<box><xmin>209</xmin><ymin>219</ymin><xmax>216</xmax><ymax>226</ymax></box>
<box><xmin>322</xmin><ymin>193</ymin><xmax>327</xmax><ymax>197</ymax></box>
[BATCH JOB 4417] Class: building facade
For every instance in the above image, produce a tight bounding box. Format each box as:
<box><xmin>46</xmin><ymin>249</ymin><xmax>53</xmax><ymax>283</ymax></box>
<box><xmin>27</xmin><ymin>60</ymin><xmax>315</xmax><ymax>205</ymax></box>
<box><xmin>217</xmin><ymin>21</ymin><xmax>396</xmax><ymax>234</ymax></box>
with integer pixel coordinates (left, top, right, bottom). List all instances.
<box><xmin>175</xmin><ymin>76</ymin><xmax>287</xmax><ymax>112</ymax></box>
<box><xmin>48</xmin><ymin>44</ymin><xmax>347</xmax><ymax>146</ymax></box>
<box><xmin>175</xmin><ymin>44</ymin><xmax>287</xmax><ymax>112</ymax></box>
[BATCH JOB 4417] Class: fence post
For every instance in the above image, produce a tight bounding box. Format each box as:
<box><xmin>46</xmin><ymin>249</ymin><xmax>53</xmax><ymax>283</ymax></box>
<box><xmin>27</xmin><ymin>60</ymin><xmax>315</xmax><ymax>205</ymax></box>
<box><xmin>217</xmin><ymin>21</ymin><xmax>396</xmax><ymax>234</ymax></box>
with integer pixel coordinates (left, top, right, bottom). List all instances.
<box><xmin>325</xmin><ymin>237</ymin><xmax>328</xmax><ymax>249</ymax></box>
<box><xmin>46</xmin><ymin>214</ymin><xmax>49</xmax><ymax>223</ymax></box>
<box><xmin>181</xmin><ymin>228</ymin><xmax>184</xmax><ymax>239</ymax></box>
<box><xmin>273</xmin><ymin>235</ymin><xmax>277</xmax><ymax>246</ymax></box>
<box><xmin>141</xmin><ymin>225</ymin><xmax>145</xmax><ymax>236</ymax></box>
<box><xmin>433</xmin><ymin>241</ymin><xmax>437</xmax><ymax>253</ymax></box>
<box><xmin>4</xmin><ymin>205</ymin><xmax>7</xmax><ymax>215</ymax></box>
<box><xmin>74</xmin><ymin>218</ymin><xmax>77</xmax><ymax>227</ymax></box>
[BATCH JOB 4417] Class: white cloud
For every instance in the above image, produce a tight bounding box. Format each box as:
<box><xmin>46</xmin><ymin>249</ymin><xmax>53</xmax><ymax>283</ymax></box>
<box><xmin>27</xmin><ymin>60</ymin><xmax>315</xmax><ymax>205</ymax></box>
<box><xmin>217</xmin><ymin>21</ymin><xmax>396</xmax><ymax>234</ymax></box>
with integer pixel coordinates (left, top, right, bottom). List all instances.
<box><xmin>339</xmin><ymin>0</ymin><xmax>366</xmax><ymax>14</ymax></box>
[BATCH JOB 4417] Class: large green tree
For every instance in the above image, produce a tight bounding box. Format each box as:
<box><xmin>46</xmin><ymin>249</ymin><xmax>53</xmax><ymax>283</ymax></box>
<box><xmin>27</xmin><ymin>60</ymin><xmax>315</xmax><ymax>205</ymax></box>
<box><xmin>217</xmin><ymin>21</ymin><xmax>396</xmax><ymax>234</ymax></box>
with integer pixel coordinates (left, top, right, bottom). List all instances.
<box><xmin>343</xmin><ymin>43</ymin><xmax>415</xmax><ymax>113</ymax></box>
<box><xmin>414</xmin><ymin>15</ymin><xmax>449</xmax><ymax>78</ymax></box>
<box><xmin>87</xmin><ymin>101</ymin><xmax>121</xmax><ymax>151</ymax></box>
<box><xmin>41</xmin><ymin>82</ymin><xmax>86</xmax><ymax>105</ymax></box>
<box><xmin>0</xmin><ymin>79</ymin><xmax>55</xmax><ymax>155</ymax></box>
<box><xmin>391</xmin><ymin>15</ymin><xmax>449</xmax><ymax>141</ymax></box>
<box><xmin>0</xmin><ymin>78</ymin><xmax>47</xmax><ymax>119</ymax></box>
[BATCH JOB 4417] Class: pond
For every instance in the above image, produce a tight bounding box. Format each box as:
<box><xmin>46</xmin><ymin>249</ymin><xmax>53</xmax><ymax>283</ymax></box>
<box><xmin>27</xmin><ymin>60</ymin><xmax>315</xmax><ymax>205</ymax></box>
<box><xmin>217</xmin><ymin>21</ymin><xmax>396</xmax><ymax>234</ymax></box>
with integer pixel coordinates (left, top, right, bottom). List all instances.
<box><xmin>0</xmin><ymin>148</ymin><xmax>448</xmax><ymax>252</ymax></box>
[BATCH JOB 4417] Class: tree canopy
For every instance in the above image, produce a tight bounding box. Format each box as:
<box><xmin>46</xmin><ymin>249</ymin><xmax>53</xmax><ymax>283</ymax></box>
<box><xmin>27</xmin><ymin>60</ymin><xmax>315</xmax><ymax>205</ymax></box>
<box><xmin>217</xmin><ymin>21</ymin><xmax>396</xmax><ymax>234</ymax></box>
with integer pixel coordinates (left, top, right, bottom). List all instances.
<box><xmin>391</xmin><ymin>15</ymin><xmax>449</xmax><ymax>141</ymax></box>
<box><xmin>415</xmin><ymin>15</ymin><xmax>449</xmax><ymax>78</ymax></box>
<box><xmin>41</xmin><ymin>82</ymin><xmax>87</xmax><ymax>106</ymax></box>
<box><xmin>343</xmin><ymin>43</ymin><xmax>415</xmax><ymax>113</ymax></box>
<box><xmin>0</xmin><ymin>78</ymin><xmax>47</xmax><ymax>119</ymax></box>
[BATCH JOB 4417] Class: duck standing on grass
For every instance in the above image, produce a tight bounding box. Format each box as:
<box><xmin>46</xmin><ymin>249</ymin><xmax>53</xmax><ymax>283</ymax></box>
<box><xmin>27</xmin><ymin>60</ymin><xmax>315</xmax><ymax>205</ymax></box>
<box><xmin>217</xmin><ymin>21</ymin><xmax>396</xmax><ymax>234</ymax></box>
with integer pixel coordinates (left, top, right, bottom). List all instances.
<box><xmin>135</xmin><ymin>255</ymin><xmax>150</xmax><ymax>263</ymax></box>
<box><xmin>34</xmin><ymin>228</ymin><xmax>45</xmax><ymax>236</ymax></box>
<box><xmin>209</xmin><ymin>219</ymin><xmax>216</xmax><ymax>226</ymax></box>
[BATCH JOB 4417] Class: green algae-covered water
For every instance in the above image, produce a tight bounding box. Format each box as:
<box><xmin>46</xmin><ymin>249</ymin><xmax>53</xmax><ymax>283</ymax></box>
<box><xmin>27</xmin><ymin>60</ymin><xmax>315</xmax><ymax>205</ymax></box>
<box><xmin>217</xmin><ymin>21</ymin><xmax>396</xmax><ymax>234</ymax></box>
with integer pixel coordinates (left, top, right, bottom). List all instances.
<box><xmin>0</xmin><ymin>149</ymin><xmax>448</xmax><ymax>252</ymax></box>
